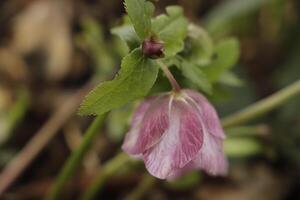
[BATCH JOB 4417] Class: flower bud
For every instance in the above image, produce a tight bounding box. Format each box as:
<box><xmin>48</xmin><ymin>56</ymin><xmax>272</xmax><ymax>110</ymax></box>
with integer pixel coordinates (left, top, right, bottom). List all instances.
<box><xmin>142</xmin><ymin>39</ymin><xmax>164</xmax><ymax>59</ymax></box>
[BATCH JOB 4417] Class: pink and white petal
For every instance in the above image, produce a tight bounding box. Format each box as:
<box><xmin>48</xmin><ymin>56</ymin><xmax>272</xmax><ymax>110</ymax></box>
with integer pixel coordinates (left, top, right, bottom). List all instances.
<box><xmin>192</xmin><ymin>133</ymin><xmax>228</xmax><ymax>176</ymax></box>
<box><xmin>143</xmin><ymin>101</ymin><xmax>203</xmax><ymax>179</ymax></box>
<box><xmin>122</xmin><ymin>96</ymin><xmax>159</xmax><ymax>155</ymax></box>
<box><xmin>142</xmin><ymin>113</ymin><xmax>180</xmax><ymax>179</ymax></box>
<box><xmin>130</xmin><ymin>95</ymin><xmax>170</xmax><ymax>154</ymax></box>
<box><xmin>122</xmin><ymin>126</ymin><xmax>141</xmax><ymax>155</ymax></box>
<box><xmin>131</xmin><ymin>96</ymin><xmax>158</xmax><ymax>127</ymax></box>
<box><xmin>173</xmin><ymin>101</ymin><xmax>205</xmax><ymax>168</ymax></box>
<box><xmin>183</xmin><ymin>89</ymin><xmax>225</xmax><ymax>139</ymax></box>
<box><xmin>122</xmin><ymin>95</ymin><xmax>170</xmax><ymax>155</ymax></box>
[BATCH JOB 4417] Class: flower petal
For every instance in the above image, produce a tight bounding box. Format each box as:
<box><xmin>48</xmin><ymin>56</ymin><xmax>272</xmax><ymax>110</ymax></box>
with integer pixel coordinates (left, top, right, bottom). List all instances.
<box><xmin>192</xmin><ymin>133</ymin><xmax>228</xmax><ymax>176</ymax></box>
<box><xmin>122</xmin><ymin>95</ymin><xmax>170</xmax><ymax>155</ymax></box>
<box><xmin>184</xmin><ymin>89</ymin><xmax>225</xmax><ymax>139</ymax></box>
<box><xmin>122</xmin><ymin>126</ymin><xmax>142</xmax><ymax>155</ymax></box>
<box><xmin>131</xmin><ymin>96</ymin><xmax>157</xmax><ymax>127</ymax></box>
<box><xmin>143</xmin><ymin>100</ymin><xmax>204</xmax><ymax>179</ymax></box>
<box><xmin>122</xmin><ymin>96</ymin><xmax>158</xmax><ymax>154</ymax></box>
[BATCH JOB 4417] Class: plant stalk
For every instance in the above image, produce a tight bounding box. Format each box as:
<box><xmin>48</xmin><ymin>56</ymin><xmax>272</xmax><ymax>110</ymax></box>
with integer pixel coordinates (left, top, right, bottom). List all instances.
<box><xmin>45</xmin><ymin>115</ymin><xmax>105</xmax><ymax>200</ymax></box>
<box><xmin>222</xmin><ymin>79</ymin><xmax>300</xmax><ymax>128</ymax></box>
<box><xmin>157</xmin><ymin>61</ymin><xmax>181</xmax><ymax>92</ymax></box>
<box><xmin>80</xmin><ymin>153</ymin><xmax>129</xmax><ymax>200</ymax></box>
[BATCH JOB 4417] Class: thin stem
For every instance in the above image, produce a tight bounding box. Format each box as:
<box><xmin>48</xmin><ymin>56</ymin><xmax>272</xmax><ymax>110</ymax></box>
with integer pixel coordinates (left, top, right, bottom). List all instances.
<box><xmin>80</xmin><ymin>153</ymin><xmax>129</xmax><ymax>200</ymax></box>
<box><xmin>157</xmin><ymin>60</ymin><xmax>181</xmax><ymax>92</ymax></box>
<box><xmin>45</xmin><ymin>115</ymin><xmax>105</xmax><ymax>200</ymax></box>
<box><xmin>225</xmin><ymin>124</ymin><xmax>269</xmax><ymax>137</ymax></box>
<box><xmin>222</xmin><ymin>79</ymin><xmax>300</xmax><ymax>128</ymax></box>
<box><xmin>5</xmin><ymin>88</ymin><xmax>30</xmax><ymax>140</ymax></box>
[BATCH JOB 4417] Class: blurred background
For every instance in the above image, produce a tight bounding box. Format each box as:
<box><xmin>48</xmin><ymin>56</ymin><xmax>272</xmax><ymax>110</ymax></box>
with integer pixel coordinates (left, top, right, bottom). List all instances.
<box><xmin>0</xmin><ymin>0</ymin><xmax>300</xmax><ymax>199</ymax></box>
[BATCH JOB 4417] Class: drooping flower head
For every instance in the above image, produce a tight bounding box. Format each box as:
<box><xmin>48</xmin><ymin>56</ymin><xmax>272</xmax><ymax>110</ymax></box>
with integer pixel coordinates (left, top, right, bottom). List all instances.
<box><xmin>122</xmin><ymin>89</ymin><xmax>228</xmax><ymax>179</ymax></box>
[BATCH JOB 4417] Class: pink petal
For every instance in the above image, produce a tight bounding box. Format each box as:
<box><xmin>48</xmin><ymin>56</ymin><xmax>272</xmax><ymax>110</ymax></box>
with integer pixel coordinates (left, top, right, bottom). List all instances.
<box><xmin>143</xmin><ymin>100</ymin><xmax>204</xmax><ymax>179</ymax></box>
<box><xmin>122</xmin><ymin>95</ymin><xmax>169</xmax><ymax>155</ymax></box>
<box><xmin>122</xmin><ymin>96</ymin><xmax>157</xmax><ymax>154</ymax></box>
<box><xmin>122</xmin><ymin>126</ymin><xmax>142</xmax><ymax>155</ymax></box>
<box><xmin>192</xmin><ymin>132</ymin><xmax>228</xmax><ymax>176</ymax></box>
<box><xmin>183</xmin><ymin>89</ymin><xmax>225</xmax><ymax>139</ymax></box>
<box><xmin>131</xmin><ymin>96</ymin><xmax>157</xmax><ymax>127</ymax></box>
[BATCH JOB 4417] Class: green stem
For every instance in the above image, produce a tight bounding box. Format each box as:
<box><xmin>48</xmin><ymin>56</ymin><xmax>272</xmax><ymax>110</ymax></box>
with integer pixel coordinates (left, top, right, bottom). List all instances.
<box><xmin>225</xmin><ymin>125</ymin><xmax>269</xmax><ymax>137</ymax></box>
<box><xmin>45</xmin><ymin>115</ymin><xmax>105</xmax><ymax>200</ymax></box>
<box><xmin>80</xmin><ymin>153</ymin><xmax>129</xmax><ymax>200</ymax></box>
<box><xmin>3</xmin><ymin>88</ymin><xmax>29</xmax><ymax>143</ymax></box>
<box><xmin>157</xmin><ymin>61</ymin><xmax>181</xmax><ymax>92</ymax></box>
<box><xmin>222</xmin><ymin>79</ymin><xmax>300</xmax><ymax>128</ymax></box>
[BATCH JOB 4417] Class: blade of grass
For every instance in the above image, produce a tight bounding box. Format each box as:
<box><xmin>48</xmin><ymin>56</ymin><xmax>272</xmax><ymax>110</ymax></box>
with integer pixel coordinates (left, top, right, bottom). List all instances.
<box><xmin>46</xmin><ymin>114</ymin><xmax>106</xmax><ymax>200</ymax></box>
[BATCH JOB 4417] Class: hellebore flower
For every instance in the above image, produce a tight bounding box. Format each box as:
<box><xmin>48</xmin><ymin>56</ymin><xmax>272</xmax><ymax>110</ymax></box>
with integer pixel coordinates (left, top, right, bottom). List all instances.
<box><xmin>122</xmin><ymin>89</ymin><xmax>228</xmax><ymax>179</ymax></box>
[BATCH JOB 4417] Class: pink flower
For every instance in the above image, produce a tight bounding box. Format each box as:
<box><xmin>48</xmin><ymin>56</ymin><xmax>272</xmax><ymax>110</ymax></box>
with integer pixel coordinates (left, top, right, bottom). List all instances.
<box><xmin>122</xmin><ymin>89</ymin><xmax>228</xmax><ymax>179</ymax></box>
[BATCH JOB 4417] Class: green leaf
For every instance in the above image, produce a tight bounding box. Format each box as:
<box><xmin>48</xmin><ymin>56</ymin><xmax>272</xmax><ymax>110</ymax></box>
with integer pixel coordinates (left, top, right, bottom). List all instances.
<box><xmin>152</xmin><ymin>6</ymin><xmax>188</xmax><ymax>57</ymax></box>
<box><xmin>202</xmin><ymin>38</ymin><xmax>240</xmax><ymax>82</ymax></box>
<box><xmin>186</xmin><ymin>24</ymin><xmax>214</xmax><ymax>66</ymax></box>
<box><xmin>219</xmin><ymin>71</ymin><xmax>243</xmax><ymax>87</ymax></box>
<box><xmin>79</xmin><ymin>49</ymin><xmax>158</xmax><ymax>115</ymax></box>
<box><xmin>111</xmin><ymin>24</ymin><xmax>140</xmax><ymax>51</ymax></box>
<box><xmin>177</xmin><ymin>57</ymin><xmax>212</xmax><ymax>94</ymax></box>
<box><xmin>124</xmin><ymin>0</ymin><xmax>154</xmax><ymax>39</ymax></box>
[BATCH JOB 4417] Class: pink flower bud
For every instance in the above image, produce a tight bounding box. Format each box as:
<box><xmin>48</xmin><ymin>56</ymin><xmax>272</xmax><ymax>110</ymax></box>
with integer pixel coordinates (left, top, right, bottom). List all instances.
<box><xmin>122</xmin><ymin>89</ymin><xmax>228</xmax><ymax>179</ymax></box>
<box><xmin>142</xmin><ymin>39</ymin><xmax>164</xmax><ymax>59</ymax></box>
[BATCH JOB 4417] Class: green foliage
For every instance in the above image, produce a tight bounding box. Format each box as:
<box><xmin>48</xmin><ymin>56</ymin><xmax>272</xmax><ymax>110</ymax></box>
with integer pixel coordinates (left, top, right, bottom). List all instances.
<box><xmin>113</xmin><ymin>5</ymin><xmax>188</xmax><ymax>58</ymax></box>
<box><xmin>177</xmin><ymin>25</ymin><xmax>240</xmax><ymax>93</ymax></box>
<box><xmin>111</xmin><ymin>24</ymin><xmax>140</xmax><ymax>52</ymax></box>
<box><xmin>219</xmin><ymin>72</ymin><xmax>244</xmax><ymax>87</ymax></box>
<box><xmin>124</xmin><ymin>0</ymin><xmax>154</xmax><ymax>39</ymax></box>
<box><xmin>202</xmin><ymin>38</ymin><xmax>240</xmax><ymax>82</ymax></box>
<box><xmin>81</xmin><ymin>1</ymin><xmax>241</xmax><ymax>116</ymax></box>
<box><xmin>177</xmin><ymin>57</ymin><xmax>212</xmax><ymax>94</ymax></box>
<box><xmin>185</xmin><ymin>24</ymin><xmax>214</xmax><ymax>66</ymax></box>
<box><xmin>79</xmin><ymin>49</ymin><xmax>158</xmax><ymax>115</ymax></box>
<box><xmin>152</xmin><ymin>6</ymin><xmax>188</xmax><ymax>57</ymax></box>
